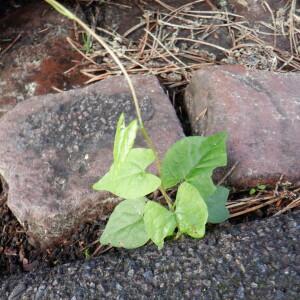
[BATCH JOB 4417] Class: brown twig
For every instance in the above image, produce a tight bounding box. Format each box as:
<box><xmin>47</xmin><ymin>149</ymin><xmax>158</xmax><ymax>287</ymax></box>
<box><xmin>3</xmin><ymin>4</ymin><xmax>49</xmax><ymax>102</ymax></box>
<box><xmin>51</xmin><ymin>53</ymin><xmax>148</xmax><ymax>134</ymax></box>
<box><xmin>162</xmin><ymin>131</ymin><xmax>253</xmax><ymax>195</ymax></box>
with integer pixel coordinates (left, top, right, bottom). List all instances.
<box><xmin>0</xmin><ymin>33</ymin><xmax>22</xmax><ymax>57</ymax></box>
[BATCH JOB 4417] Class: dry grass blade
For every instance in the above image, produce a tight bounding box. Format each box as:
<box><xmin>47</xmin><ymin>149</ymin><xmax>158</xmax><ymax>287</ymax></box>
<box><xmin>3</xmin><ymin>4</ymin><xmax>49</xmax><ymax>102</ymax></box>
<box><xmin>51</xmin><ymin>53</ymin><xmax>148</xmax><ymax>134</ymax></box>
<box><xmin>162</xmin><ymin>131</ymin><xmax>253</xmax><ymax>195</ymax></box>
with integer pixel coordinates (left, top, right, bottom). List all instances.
<box><xmin>66</xmin><ymin>37</ymin><xmax>99</xmax><ymax>66</ymax></box>
<box><xmin>145</xmin><ymin>29</ymin><xmax>188</xmax><ymax>68</ymax></box>
<box><xmin>0</xmin><ymin>33</ymin><xmax>22</xmax><ymax>57</ymax></box>
<box><xmin>274</xmin><ymin>198</ymin><xmax>300</xmax><ymax>216</ymax></box>
<box><xmin>227</xmin><ymin>184</ymin><xmax>300</xmax><ymax>219</ymax></box>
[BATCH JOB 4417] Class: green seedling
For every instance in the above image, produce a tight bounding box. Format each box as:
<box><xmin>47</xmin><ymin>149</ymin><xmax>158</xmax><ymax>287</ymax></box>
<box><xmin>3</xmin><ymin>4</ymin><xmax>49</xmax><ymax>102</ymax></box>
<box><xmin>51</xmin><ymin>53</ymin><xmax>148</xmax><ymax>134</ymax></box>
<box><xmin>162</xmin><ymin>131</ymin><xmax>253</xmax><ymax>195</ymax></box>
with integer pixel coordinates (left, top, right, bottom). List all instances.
<box><xmin>84</xmin><ymin>248</ymin><xmax>91</xmax><ymax>260</ymax></box>
<box><xmin>93</xmin><ymin>114</ymin><xmax>230</xmax><ymax>250</ymax></box>
<box><xmin>82</xmin><ymin>32</ymin><xmax>93</xmax><ymax>54</ymax></box>
<box><xmin>45</xmin><ymin>0</ymin><xmax>230</xmax><ymax>250</ymax></box>
<box><xmin>249</xmin><ymin>184</ymin><xmax>267</xmax><ymax>195</ymax></box>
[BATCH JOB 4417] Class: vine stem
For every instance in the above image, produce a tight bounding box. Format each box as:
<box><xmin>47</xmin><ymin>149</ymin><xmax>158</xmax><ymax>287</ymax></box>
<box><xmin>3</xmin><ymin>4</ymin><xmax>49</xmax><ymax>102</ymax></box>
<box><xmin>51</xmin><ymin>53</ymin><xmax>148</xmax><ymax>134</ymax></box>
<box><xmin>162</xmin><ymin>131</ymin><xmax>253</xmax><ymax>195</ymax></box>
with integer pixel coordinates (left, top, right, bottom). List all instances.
<box><xmin>45</xmin><ymin>0</ymin><xmax>173</xmax><ymax>208</ymax></box>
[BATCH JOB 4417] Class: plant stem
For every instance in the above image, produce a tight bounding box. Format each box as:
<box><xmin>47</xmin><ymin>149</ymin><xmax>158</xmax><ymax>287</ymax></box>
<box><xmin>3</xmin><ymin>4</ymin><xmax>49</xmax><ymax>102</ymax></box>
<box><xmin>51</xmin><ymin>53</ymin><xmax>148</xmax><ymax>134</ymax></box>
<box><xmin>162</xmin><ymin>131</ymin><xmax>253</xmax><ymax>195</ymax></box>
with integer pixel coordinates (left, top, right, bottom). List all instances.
<box><xmin>45</xmin><ymin>0</ymin><xmax>173</xmax><ymax>206</ymax></box>
<box><xmin>159</xmin><ymin>187</ymin><xmax>174</xmax><ymax>211</ymax></box>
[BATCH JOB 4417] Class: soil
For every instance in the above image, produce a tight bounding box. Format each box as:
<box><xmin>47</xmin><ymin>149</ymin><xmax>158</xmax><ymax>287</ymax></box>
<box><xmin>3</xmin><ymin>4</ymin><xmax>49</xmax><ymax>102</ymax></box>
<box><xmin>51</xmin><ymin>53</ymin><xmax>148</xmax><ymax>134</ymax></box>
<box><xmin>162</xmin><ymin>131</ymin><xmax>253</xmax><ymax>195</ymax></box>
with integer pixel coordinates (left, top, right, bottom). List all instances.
<box><xmin>0</xmin><ymin>199</ymin><xmax>107</xmax><ymax>277</ymax></box>
<box><xmin>0</xmin><ymin>0</ymin><xmax>299</xmax><ymax>278</ymax></box>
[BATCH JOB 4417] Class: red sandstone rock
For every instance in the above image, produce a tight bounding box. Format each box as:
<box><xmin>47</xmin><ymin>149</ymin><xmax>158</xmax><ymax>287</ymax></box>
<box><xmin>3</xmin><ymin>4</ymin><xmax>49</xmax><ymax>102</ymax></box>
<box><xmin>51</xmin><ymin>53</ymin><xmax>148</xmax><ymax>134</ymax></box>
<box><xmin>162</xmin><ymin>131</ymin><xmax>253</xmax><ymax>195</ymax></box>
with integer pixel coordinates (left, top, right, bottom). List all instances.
<box><xmin>185</xmin><ymin>65</ymin><xmax>300</xmax><ymax>188</ymax></box>
<box><xmin>0</xmin><ymin>2</ymin><xmax>87</xmax><ymax>116</ymax></box>
<box><xmin>0</xmin><ymin>75</ymin><xmax>184</xmax><ymax>248</ymax></box>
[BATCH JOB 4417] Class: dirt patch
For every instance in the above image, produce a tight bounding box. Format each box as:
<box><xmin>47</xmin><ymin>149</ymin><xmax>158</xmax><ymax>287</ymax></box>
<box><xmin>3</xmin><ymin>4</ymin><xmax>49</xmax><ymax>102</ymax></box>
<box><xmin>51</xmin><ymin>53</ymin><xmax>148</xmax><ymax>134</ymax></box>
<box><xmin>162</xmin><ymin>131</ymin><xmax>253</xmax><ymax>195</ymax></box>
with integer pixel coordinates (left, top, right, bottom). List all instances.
<box><xmin>0</xmin><ymin>200</ymin><xmax>107</xmax><ymax>277</ymax></box>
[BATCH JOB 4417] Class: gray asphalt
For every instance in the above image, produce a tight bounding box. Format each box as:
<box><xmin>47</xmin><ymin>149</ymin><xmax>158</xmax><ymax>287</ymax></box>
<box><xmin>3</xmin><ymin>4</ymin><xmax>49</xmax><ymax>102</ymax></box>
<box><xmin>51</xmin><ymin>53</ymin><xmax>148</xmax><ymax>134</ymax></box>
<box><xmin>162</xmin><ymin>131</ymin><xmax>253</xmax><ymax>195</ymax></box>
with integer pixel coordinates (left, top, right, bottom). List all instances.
<box><xmin>1</xmin><ymin>211</ymin><xmax>299</xmax><ymax>300</ymax></box>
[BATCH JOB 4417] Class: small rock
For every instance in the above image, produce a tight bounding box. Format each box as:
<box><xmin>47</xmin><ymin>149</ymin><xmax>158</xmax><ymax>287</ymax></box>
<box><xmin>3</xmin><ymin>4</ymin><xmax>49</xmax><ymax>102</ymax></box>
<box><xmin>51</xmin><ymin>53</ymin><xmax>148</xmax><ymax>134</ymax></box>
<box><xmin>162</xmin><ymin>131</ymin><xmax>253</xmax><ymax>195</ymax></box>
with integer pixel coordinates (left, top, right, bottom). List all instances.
<box><xmin>236</xmin><ymin>285</ymin><xmax>245</xmax><ymax>299</ymax></box>
<box><xmin>127</xmin><ymin>269</ymin><xmax>134</xmax><ymax>277</ymax></box>
<box><xmin>8</xmin><ymin>282</ymin><xmax>26</xmax><ymax>300</ymax></box>
<box><xmin>0</xmin><ymin>75</ymin><xmax>183</xmax><ymax>248</ymax></box>
<box><xmin>143</xmin><ymin>270</ymin><xmax>153</xmax><ymax>282</ymax></box>
<box><xmin>35</xmin><ymin>284</ymin><xmax>47</xmax><ymax>300</ymax></box>
<box><xmin>185</xmin><ymin>65</ymin><xmax>300</xmax><ymax>188</ymax></box>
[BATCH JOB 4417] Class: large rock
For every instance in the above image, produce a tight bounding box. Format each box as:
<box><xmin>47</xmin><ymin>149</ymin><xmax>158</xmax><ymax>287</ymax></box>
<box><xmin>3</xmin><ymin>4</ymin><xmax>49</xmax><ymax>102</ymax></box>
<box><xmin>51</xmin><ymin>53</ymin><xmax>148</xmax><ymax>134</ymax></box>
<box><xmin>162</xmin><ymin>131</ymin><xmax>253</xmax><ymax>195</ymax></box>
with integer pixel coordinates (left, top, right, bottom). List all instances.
<box><xmin>1</xmin><ymin>211</ymin><xmax>299</xmax><ymax>299</ymax></box>
<box><xmin>185</xmin><ymin>65</ymin><xmax>300</xmax><ymax>188</ymax></box>
<box><xmin>0</xmin><ymin>2</ymin><xmax>86</xmax><ymax>117</ymax></box>
<box><xmin>0</xmin><ymin>75</ymin><xmax>184</xmax><ymax>248</ymax></box>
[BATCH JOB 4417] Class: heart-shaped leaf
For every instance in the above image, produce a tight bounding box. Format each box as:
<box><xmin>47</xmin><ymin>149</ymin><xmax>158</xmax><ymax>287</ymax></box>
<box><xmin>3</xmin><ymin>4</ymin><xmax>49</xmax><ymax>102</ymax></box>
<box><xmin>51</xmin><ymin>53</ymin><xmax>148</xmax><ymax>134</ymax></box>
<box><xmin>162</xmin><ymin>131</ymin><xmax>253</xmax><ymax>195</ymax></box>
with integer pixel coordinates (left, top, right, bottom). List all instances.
<box><xmin>175</xmin><ymin>182</ymin><xmax>208</xmax><ymax>238</ymax></box>
<box><xmin>205</xmin><ymin>186</ymin><xmax>230</xmax><ymax>224</ymax></box>
<box><xmin>93</xmin><ymin>148</ymin><xmax>161</xmax><ymax>199</ymax></box>
<box><xmin>161</xmin><ymin>133</ymin><xmax>227</xmax><ymax>189</ymax></box>
<box><xmin>186</xmin><ymin>170</ymin><xmax>216</xmax><ymax>200</ymax></box>
<box><xmin>100</xmin><ymin>198</ymin><xmax>149</xmax><ymax>249</ymax></box>
<box><xmin>144</xmin><ymin>201</ymin><xmax>177</xmax><ymax>249</ymax></box>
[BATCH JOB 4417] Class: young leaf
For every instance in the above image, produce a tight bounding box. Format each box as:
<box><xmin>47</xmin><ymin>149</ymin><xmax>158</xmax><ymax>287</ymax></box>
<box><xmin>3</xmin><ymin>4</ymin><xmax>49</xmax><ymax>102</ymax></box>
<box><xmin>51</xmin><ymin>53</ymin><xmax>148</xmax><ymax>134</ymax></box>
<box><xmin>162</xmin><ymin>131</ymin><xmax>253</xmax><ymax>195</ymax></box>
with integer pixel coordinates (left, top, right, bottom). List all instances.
<box><xmin>100</xmin><ymin>198</ymin><xmax>149</xmax><ymax>249</ymax></box>
<box><xmin>175</xmin><ymin>182</ymin><xmax>208</xmax><ymax>238</ymax></box>
<box><xmin>161</xmin><ymin>133</ymin><xmax>227</xmax><ymax>189</ymax></box>
<box><xmin>186</xmin><ymin>171</ymin><xmax>216</xmax><ymax>199</ymax></box>
<box><xmin>93</xmin><ymin>148</ymin><xmax>161</xmax><ymax>199</ymax></box>
<box><xmin>144</xmin><ymin>201</ymin><xmax>177</xmax><ymax>249</ymax></box>
<box><xmin>113</xmin><ymin>113</ymin><xmax>138</xmax><ymax>165</ymax></box>
<box><xmin>205</xmin><ymin>186</ymin><xmax>230</xmax><ymax>224</ymax></box>
<box><xmin>257</xmin><ymin>184</ymin><xmax>266</xmax><ymax>191</ymax></box>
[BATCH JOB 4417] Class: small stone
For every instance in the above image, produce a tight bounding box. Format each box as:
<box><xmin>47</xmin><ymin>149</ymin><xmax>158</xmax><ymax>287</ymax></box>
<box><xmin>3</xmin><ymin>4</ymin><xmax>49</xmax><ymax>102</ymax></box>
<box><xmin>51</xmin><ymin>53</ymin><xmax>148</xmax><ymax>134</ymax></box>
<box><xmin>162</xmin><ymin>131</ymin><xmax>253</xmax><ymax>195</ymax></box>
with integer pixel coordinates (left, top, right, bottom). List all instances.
<box><xmin>8</xmin><ymin>282</ymin><xmax>26</xmax><ymax>300</ymax></box>
<box><xmin>251</xmin><ymin>282</ymin><xmax>258</xmax><ymax>288</ymax></box>
<box><xmin>185</xmin><ymin>65</ymin><xmax>300</xmax><ymax>188</ymax></box>
<box><xmin>89</xmin><ymin>282</ymin><xmax>95</xmax><ymax>289</ymax></box>
<box><xmin>202</xmin><ymin>279</ymin><xmax>211</xmax><ymax>288</ymax></box>
<box><xmin>35</xmin><ymin>285</ymin><xmax>47</xmax><ymax>300</ymax></box>
<box><xmin>236</xmin><ymin>285</ymin><xmax>245</xmax><ymax>299</ymax></box>
<box><xmin>0</xmin><ymin>75</ymin><xmax>183</xmax><ymax>248</ymax></box>
<box><xmin>143</xmin><ymin>270</ymin><xmax>153</xmax><ymax>282</ymax></box>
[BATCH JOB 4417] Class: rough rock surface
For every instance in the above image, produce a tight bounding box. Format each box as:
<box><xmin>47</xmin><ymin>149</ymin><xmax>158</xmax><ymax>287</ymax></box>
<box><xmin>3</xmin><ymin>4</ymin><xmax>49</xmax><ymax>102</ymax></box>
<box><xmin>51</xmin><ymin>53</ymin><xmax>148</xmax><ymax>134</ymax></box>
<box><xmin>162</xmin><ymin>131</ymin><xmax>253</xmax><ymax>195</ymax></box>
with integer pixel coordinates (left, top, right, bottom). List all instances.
<box><xmin>0</xmin><ymin>2</ymin><xmax>87</xmax><ymax>117</ymax></box>
<box><xmin>0</xmin><ymin>211</ymin><xmax>299</xmax><ymax>299</ymax></box>
<box><xmin>185</xmin><ymin>65</ymin><xmax>300</xmax><ymax>188</ymax></box>
<box><xmin>0</xmin><ymin>75</ymin><xmax>183</xmax><ymax>247</ymax></box>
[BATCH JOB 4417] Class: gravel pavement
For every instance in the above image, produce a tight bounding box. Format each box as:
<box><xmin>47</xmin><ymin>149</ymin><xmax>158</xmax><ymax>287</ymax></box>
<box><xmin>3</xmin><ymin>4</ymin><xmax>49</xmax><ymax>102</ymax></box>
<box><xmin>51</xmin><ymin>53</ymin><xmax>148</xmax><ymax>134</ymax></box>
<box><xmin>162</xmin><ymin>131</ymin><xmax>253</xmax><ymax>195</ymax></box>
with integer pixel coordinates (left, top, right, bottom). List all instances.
<box><xmin>1</xmin><ymin>211</ymin><xmax>299</xmax><ymax>300</ymax></box>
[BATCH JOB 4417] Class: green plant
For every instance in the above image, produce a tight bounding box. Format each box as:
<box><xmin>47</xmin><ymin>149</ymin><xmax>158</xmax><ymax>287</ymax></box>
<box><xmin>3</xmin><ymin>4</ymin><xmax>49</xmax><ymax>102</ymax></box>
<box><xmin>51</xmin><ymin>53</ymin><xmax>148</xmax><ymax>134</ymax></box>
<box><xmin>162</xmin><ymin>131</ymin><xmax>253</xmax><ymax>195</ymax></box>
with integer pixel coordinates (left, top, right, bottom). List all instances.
<box><xmin>84</xmin><ymin>248</ymin><xmax>91</xmax><ymax>260</ymax></box>
<box><xmin>93</xmin><ymin>114</ymin><xmax>230</xmax><ymax>249</ymax></box>
<box><xmin>82</xmin><ymin>32</ymin><xmax>93</xmax><ymax>54</ymax></box>
<box><xmin>45</xmin><ymin>0</ymin><xmax>230</xmax><ymax>250</ymax></box>
<box><xmin>249</xmin><ymin>184</ymin><xmax>267</xmax><ymax>195</ymax></box>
